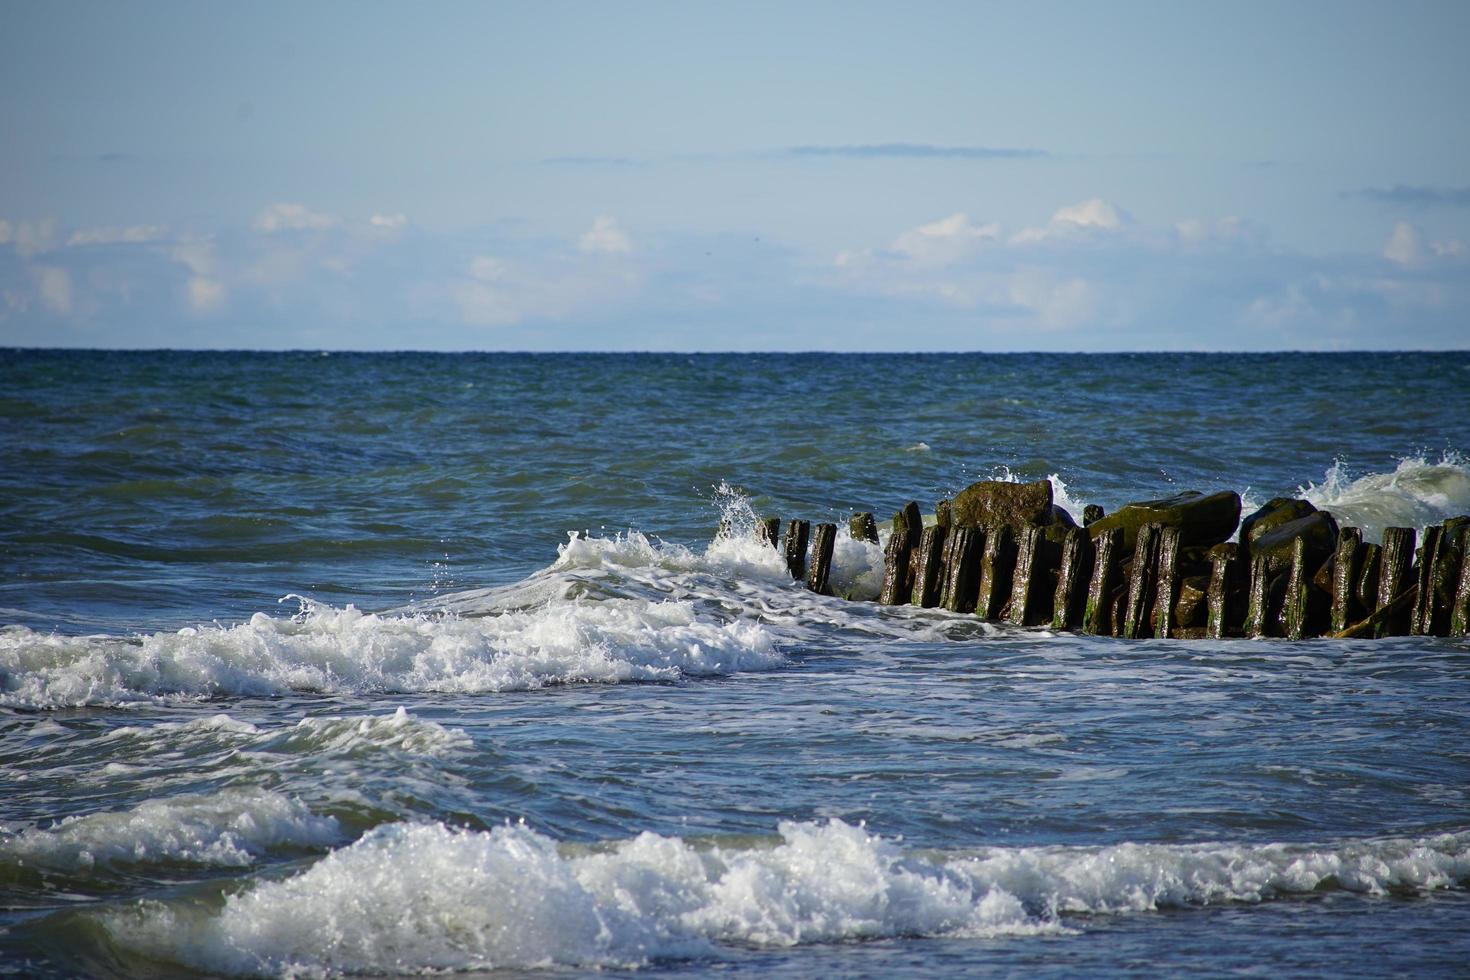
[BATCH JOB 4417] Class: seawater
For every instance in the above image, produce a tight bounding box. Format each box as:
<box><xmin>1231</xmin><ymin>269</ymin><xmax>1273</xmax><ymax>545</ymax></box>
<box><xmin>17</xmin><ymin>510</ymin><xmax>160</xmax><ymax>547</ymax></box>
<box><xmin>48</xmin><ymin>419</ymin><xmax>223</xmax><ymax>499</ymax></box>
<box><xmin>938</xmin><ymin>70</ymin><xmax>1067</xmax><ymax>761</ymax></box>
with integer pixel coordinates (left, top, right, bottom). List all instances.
<box><xmin>2</xmin><ymin>350</ymin><xmax>1469</xmax><ymax>977</ymax></box>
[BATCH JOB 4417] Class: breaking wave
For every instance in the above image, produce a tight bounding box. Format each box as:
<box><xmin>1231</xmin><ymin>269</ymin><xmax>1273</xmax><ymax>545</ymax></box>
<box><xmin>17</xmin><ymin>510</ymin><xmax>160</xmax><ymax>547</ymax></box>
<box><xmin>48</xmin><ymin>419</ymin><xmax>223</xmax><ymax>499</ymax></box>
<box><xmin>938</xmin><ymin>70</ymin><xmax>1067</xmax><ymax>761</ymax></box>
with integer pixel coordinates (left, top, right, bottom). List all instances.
<box><xmin>101</xmin><ymin>819</ymin><xmax>1470</xmax><ymax>976</ymax></box>
<box><xmin>1299</xmin><ymin>452</ymin><xmax>1470</xmax><ymax>542</ymax></box>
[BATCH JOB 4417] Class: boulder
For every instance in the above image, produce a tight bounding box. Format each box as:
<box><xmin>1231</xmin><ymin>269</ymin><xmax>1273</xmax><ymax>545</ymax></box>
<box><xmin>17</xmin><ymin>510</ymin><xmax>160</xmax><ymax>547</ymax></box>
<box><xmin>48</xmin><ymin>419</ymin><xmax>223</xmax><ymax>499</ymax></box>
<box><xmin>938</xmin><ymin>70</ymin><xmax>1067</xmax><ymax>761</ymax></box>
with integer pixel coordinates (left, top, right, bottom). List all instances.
<box><xmin>1241</xmin><ymin>498</ymin><xmax>1317</xmax><ymax>550</ymax></box>
<box><xmin>1051</xmin><ymin>505</ymin><xmax>1078</xmax><ymax>529</ymax></box>
<box><xmin>950</xmin><ymin>479</ymin><xmax>1054</xmax><ymax>529</ymax></box>
<box><xmin>1250</xmin><ymin>511</ymin><xmax>1340</xmax><ymax>577</ymax></box>
<box><xmin>1083</xmin><ymin>504</ymin><xmax>1105</xmax><ymax>527</ymax></box>
<box><xmin>1086</xmin><ymin>490</ymin><xmax>1241</xmax><ymax>553</ymax></box>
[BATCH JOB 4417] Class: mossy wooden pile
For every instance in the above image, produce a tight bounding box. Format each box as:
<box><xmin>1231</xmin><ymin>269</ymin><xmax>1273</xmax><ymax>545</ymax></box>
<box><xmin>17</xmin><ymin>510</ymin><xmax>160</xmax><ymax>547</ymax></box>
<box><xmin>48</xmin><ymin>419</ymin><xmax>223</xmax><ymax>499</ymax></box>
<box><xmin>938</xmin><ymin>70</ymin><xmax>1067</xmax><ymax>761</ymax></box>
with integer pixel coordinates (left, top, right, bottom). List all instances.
<box><xmin>764</xmin><ymin>479</ymin><xmax>1470</xmax><ymax>639</ymax></box>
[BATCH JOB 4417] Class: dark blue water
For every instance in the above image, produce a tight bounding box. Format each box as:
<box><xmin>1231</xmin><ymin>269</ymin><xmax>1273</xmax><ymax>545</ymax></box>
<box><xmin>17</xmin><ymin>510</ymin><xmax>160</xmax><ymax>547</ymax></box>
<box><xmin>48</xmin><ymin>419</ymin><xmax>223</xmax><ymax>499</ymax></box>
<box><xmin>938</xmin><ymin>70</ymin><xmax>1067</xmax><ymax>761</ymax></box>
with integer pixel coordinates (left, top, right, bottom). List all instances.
<box><xmin>2</xmin><ymin>350</ymin><xmax>1468</xmax><ymax>977</ymax></box>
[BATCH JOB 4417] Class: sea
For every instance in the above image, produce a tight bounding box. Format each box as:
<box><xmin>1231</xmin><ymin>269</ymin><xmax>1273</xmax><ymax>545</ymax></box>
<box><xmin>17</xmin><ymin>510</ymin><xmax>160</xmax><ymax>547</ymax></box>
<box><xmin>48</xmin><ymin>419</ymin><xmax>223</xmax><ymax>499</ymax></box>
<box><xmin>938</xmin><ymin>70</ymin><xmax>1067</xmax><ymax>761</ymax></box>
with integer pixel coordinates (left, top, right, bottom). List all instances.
<box><xmin>2</xmin><ymin>349</ymin><xmax>1469</xmax><ymax>978</ymax></box>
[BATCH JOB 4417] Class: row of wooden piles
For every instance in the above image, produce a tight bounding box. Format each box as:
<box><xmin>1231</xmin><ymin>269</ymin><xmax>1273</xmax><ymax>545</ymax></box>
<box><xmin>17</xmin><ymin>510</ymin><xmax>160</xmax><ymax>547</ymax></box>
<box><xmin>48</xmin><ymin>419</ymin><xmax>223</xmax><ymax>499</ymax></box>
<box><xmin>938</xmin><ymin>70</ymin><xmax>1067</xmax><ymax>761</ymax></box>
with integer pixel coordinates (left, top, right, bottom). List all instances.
<box><xmin>754</xmin><ymin>479</ymin><xmax>1470</xmax><ymax>640</ymax></box>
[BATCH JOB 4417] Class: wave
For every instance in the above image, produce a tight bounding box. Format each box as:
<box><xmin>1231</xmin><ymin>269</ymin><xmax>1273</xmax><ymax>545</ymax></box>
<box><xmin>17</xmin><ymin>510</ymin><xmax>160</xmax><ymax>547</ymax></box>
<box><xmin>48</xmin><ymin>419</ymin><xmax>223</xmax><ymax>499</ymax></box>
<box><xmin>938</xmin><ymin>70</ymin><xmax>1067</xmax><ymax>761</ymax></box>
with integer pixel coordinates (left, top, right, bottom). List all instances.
<box><xmin>1299</xmin><ymin>452</ymin><xmax>1470</xmax><ymax>543</ymax></box>
<box><xmin>102</xmin><ymin>818</ymin><xmax>1470</xmax><ymax>976</ymax></box>
<box><xmin>0</xmin><ymin>592</ymin><xmax>780</xmax><ymax>708</ymax></box>
<box><xmin>0</xmin><ymin>788</ymin><xmax>338</xmax><ymax>876</ymax></box>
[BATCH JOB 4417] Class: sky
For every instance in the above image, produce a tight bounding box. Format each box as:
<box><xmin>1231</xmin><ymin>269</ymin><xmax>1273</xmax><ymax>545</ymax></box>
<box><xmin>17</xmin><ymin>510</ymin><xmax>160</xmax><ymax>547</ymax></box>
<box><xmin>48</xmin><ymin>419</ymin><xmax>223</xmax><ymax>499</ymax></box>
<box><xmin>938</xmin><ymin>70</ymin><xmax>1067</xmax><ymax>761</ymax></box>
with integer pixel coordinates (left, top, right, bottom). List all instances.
<box><xmin>1</xmin><ymin>0</ymin><xmax>1467</xmax><ymax>351</ymax></box>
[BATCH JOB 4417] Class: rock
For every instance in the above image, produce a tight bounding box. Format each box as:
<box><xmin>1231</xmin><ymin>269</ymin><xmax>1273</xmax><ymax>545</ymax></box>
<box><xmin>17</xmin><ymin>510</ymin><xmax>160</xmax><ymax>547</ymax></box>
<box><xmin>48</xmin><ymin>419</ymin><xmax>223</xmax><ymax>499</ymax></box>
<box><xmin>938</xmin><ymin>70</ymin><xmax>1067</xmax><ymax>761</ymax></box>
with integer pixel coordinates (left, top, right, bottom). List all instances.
<box><xmin>1086</xmin><ymin>490</ymin><xmax>1241</xmax><ymax>553</ymax></box>
<box><xmin>1051</xmin><ymin>505</ymin><xmax>1078</xmax><ymax>529</ymax></box>
<box><xmin>1083</xmin><ymin>504</ymin><xmax>1105</xmax><ymax>527</ymax></box>
<box><xmin>849</xmin><ymin>512</ymin><xmax>879</xmax><ymax>545</ymax></box>
<box><xmin>936</xmin><ymin>499</ymin><xmax>952</xmax><ymax>528</ymax></box>
<box><xmin>1240</xmin><ymin>498</ymin><xmax>1317</xmax><ymax>551</ymax></box>
<box><xmin>1250</xmin><ymin>511</ymin><xmax>1340</xmax><ymax>578</ymax></box>
<box><xmin>950</xmin><ymin>479</ymin><xmax>1054</xmax><ymax>529</ymax></box>
<box><xmin>1172</xmin><ymin>574</ymin><xmax>1210</xmax><ymax>629</ymax></box>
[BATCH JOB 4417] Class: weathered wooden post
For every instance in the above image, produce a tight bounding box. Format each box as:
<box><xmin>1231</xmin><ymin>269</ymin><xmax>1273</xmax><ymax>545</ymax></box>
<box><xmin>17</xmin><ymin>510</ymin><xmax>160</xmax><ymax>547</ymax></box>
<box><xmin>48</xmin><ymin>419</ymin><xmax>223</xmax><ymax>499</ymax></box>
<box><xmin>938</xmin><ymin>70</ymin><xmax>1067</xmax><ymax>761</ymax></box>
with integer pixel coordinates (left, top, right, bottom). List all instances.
<box><xmin>975</xmin><ymin>524</ymin><xmax>1016</xmax><ymax>620</ymax></box>
<box><xmin>1122</xmin><ymin>523</ymin><xmax>1161</xmax><ymax>639</ymax></box>
<box><xmin>940</xmin><ymin>526</ymin><xmax>982</xmax><ymax>613</ymax></box>
<box><xmin>879</xmin><ymin>503</ymin><xmax>922</xmax><ymax>605</ymax></box>
<box><xmin>1427</xmin><ymin>522</ymin><xmax>1467</xmax><ymax>636</ymax></box>
<box><xmin>1355</xmin><ymin>543</ymin><xmax>1381</xmax><ymax>618</ymax></box>
<box><xmin>1245</xmin><ymin>553</ymin><xmax>1271</xmax><ymax>638</ymax></box>
<box><xmin>1282</xmin><ymin>536</ymin><xmax>1310</xmax><ymax>640</ymax></box>
<box><xmin>1452</xmin><ymin>539</ymin><xmax>1470</xmax><ymax>637</ymax></box>
<box><xmin>911</xmin><ymin>524</ymin><xmax>948</xmax><ymax>608</ymax></box>
<box><xmin>1329</xmin><ymin>527</ymin><xmax>1363</xmax><ymax>633</ymax></box>
<box><xmin>1409</xmin><ymin>525</ymin><xmax>1444</xmax><ymax>636</ymax></box>
<box><xmin>757</xmin><ymin>517</ymin><xmax>781</xmax><ymax>550</ymax></box>
<box><xmin>1152</xmin><ymin>526</ymin><xmax>1182</xmax><ymax>638</ymax></box>
<box><xmin>784</xmin><ymin>519</ymin><xmax>811</xmax><ymax>581</ymax></box>
<box><xmin>807</xmin><ymin>523</ymin><xmax>837</xmax><ymax>595</ymax></box>
<box><xmin>849</xmin><ymin>512</ymin><xmax>879</xmax><ymax>545</ymax></box>
<box><xmin>1375</xmin><ymin>527</ymin><xmax>1415</xmax><ymax>637</ymax></box>
<box><xmin>1008</xmin><ymin>526</ymin><xmax>1047</xmax><ymax>626</ymax></box>
<box><xmin>1052</xmin><ymin>527</ymin><xmax>1091</xmax><ymax>630</ymax></box>
<box><xmin>1205</xmin><ymin>543</ymin><xmax>1240</xmax><ymax>639</ymax></box>
<box><xmin>1083</xmin><ymin>526</ymin><xmax>1123</xmax><ymax>635</ymax></box>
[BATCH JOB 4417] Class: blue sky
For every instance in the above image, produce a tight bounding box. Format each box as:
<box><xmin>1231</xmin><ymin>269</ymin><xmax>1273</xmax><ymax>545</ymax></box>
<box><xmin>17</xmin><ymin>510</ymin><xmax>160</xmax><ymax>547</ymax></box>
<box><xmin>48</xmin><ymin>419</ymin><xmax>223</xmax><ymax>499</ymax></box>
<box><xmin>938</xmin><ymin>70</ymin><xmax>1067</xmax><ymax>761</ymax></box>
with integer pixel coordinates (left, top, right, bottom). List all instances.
<box><xmin>2</xmin><ymin>0</ymin><xmax>1467</xmax><ymax>350</ymax></box>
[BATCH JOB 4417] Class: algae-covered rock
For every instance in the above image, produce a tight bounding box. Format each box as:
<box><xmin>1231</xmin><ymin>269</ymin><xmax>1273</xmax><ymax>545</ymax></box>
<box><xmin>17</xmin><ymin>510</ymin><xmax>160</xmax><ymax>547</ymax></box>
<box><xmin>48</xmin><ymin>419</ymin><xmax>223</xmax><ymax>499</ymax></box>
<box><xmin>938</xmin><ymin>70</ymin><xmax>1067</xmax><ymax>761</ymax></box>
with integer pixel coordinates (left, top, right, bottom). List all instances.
<box><xmin>1241</xmin><ymin>498</ymin><xmax>1317</xmax><ymax>550</ymax></box>
<box><xmin>1051</xmin><ymin>505</ymin><xmax>1078</xmax><ymax>529</ymax></box>
<box><xmin>1086</xmin><ymin>490</ymin><xmax>1241</xmax><ymax>553</ymax></box>
<box><xmin>950</xmin><ymin>479</ymin><xmax>1054</xmax><ymax>529</ymax></box>
<box><xmin>1250</xmin><ymin>511</ymin><xmax>1340</xmax><ymax>577</ymax></box>
<box><xmin>1083</xmin><ymin>504</ymin><xmax>1104</xmax><ymax>527</ymax></box>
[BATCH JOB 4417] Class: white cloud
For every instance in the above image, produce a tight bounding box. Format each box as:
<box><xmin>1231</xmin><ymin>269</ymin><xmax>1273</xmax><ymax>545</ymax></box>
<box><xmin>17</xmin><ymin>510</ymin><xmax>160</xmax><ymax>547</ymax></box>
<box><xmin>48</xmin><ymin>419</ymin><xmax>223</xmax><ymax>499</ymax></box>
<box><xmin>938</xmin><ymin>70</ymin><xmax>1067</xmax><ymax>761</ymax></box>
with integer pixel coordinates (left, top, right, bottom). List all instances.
<box><xmin>1006</xmin><ymin>268</ymin><xmax>1098</xmax><ymax>329</ymax></box>
<box><xmin>369</xmin><ymin>212</ymin><xmax>408</xmax><ymax>230</ymax></box>
<box><xmin>1</xmin><ymin>218</ymin><xmax>60</xmax><ymax>258</ymax></box>
<box><xmin>1383</xmin><ymin>221</ymin><xmax>1422</xmax><ymax>265</ymax></box>
<box><xmin>1011</xmin><ymin>198</ymin><xmax>1129</xmax><ymax>245</ymax></box>
<box><xmin>579</xmin><ymin>215</ymin><xmax>633</xmax><ymax>254</ymax></box>
<box><xmin>186</xmin><ymin>276</ymin><xmax>227</xmax><ymax>314</ymax></box>
<box><xmin>454</xmin><ymin>248</ymin><xmax>641</xmax><ymax>327</ymax></box>
<box><xmin>252</xmin><ymin>202</ymin><xmax>338</xmax><ymax>233</ymax></box>
<box><xmin>66</xmin><ymin>224</ymin><xmax>169</xmax><ymax>247</ymax></box>
<box><xmin>30</xmin><ymin>265</ymin><xmax>73</xmax><ymax>315</ymax></box>
<box><xmin>889</xmin><ymin>212</ymin><xmax>1000</xmax><ymax>265</ymax></box>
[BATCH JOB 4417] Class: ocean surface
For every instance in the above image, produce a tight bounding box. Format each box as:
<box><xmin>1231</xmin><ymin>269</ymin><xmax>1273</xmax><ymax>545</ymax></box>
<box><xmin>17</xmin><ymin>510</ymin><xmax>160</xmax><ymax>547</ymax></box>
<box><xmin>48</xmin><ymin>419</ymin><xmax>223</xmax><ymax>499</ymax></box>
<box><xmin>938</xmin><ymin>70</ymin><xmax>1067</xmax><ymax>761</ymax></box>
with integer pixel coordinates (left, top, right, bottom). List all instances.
<box><xmin>2</xmin><ymin>349</ymin><xmax>1469</xmax><ymax>978</ymax></box>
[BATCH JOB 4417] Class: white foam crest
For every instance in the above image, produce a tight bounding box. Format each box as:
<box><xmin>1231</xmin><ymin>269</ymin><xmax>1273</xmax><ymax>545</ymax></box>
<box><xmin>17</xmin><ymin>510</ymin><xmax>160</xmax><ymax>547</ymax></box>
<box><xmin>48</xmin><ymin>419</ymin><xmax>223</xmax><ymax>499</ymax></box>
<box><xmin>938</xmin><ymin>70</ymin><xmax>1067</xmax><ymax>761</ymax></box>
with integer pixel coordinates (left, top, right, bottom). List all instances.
<box><xmin>270</xmin><ymin>706</ymin><xmax>473</xmax><ymax>756</ymax></box>
<box><xmin>109</xmin><ymin>819</ymin><xmax>1058</xmax><ymax>976</ymax></box>
<box><xmin>828</xmin><ymin>527</ymin><xmax>884</xmax><ymax>600</ymax></box>
<box><xmin>949</xmin><ymin>829</ymin><xmax>1470</xmax><ymax>912</ymax></box>
<box><xmin>1299</xmin><ymin>452</ymin><xmax>1470</xmax><ymax>542</ymax></box>
<box><xmin>0</xmin><ymin>788</ymin><xmax>338</xmax><ymax>872</ymax></box>
<box><xmin>106</xmin><ymin>819</ymin><xmax>1470</xmax><ymax>976</ymax></box>
<box><xmin>0</xmin><ymin>598</ymin><xmax>780</xmax><ymax>709</ymax></box>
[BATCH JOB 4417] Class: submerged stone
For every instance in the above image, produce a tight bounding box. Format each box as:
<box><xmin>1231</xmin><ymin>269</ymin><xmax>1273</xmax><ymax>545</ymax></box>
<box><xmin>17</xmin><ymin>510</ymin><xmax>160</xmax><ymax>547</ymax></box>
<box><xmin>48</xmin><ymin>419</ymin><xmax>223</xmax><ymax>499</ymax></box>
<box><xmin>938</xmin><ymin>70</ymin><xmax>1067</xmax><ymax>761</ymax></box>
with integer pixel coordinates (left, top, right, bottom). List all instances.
<box><xmin>950</xmin><ymin>479</ymin><xmax>1054</xmax><ymax>529</ymax></box>
<box><xmin>1086</xmin><ymin>490</ymin><xmax>1241</xmax><ymax>553</ymax></box>
<box><xmin>1250</xmin><ymin>511</ymin><xmax>1340</xmax><ymax>578</ymax></box>
<box><xmin>1241</xmin><ymin>498</ymin><xmax>1317</xmax><ymax>551</ymax></box>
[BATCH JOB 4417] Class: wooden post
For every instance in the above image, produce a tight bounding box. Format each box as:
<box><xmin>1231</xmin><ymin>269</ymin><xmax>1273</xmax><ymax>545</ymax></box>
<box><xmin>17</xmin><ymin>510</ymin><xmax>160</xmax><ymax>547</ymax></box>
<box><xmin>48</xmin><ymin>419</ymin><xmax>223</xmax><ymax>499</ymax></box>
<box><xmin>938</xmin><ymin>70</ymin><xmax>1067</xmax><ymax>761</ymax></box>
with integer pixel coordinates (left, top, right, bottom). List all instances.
<box><xmin>1329</xmin><ymin>527</ymin><xmax>1363</xmax><ymax>633</ymax></box>
<box><xmin>1083</xmin><ymin>527</ymin><xmax>1122</xmax><ymax>635</ymax></box>
<box><xmin>1206</xmin><ymin>543</ymin><xmax>1240</xmax><ymax>639</ymax></box>
<box><xmin>1245</xmin><ymin>553</ymin><xmax>1271</xmax><ymax>638</ymax></box>
<box><xmin>1427</xmin><ymin>524</ymin><xmax>1467</xmax><ymax>637</ymax></box>
<box><xmin>1409</xmin><ymin>524</ymin><xmax>1444</xmax><ymax>636</ymax></box>
<box><xmin>1452</xmin><ymin>540</ymin><xmax>1470</xmax><ymax>637</ymax></box>
<box><xmin>1152</xmin><ymin>526</ymin><xmax>1182</xmax><ymax>638</ymax></box>
<box><xmin>879</xmin><ymin>504</ymin><xmax>921</xmax><ymax>605</ymax></box>
<box><xmin>783</xmin><ymin>520</ymin><xmax>810</xmax><ymax>581</ymax></box>
<box><xmin>976</xmin><ymin>524</ymin><xmax>1016</xmax><ymax>620</ymax></box>
<box><xmin>1375</xmin><ymin>527</ymin><xmax>1415</xmax><ymax>638</ymax></box>
<box><xmin>1008</xmin><ymin>526</ymin><xmax>1046</xmax><ymax>626</ymax></box>
<box><xmin>1282</xmin><ymin>535</ymin><xmax>1310</xmax><ymax>640</ymax></box>
<box><xmin>849</xmin><ymin>512</ymin><xmax>879</xmax><ymax>544</ymax></box>
<box><xmin>911</xmin><ymin>524</ymin><xmax>948</xmax><ymax>608</ymax></box>
<box><xmin>940</xmin><ymin>526</ymin><xmax>982</xmax><ymax>613</ymax></box>
<box><xmin>757</xmin><ymin>517</ymin><xmax>781</xmax><ymax>550</ymax></box>
<box><xmin>936</xmin><ymin>499</ymin><xmax>952</xmax><ymax>528</ymax></box>
<box><xmin>1122</xmin><ymin>523</ymin><xmax>1161</xmax><ymax>639</ymax></box>
<box><xmin>1052</xmin><ymin>527</ymin><xmax>1092</xmax><ymax>630</ymax></box>
<box><xmin>1355</xmin><ymin>543</ymin><xmax>1381</xmax><ymax>618</ymax></box>
<box><xmin>807</xmin><ymin>523</ymin><xmax>837</xmax><ymax>595</ymax></box>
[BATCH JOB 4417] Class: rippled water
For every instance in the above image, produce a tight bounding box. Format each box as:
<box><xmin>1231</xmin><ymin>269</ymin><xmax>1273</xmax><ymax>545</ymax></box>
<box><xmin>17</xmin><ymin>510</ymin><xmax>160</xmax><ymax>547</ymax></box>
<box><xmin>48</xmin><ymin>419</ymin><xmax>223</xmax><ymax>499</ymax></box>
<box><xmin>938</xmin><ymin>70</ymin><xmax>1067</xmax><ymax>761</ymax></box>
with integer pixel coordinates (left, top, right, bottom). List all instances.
<box><xmin>2</xmin><ymin>350</ymin><xmax>1469</xmax><ymax>977</ymax></box>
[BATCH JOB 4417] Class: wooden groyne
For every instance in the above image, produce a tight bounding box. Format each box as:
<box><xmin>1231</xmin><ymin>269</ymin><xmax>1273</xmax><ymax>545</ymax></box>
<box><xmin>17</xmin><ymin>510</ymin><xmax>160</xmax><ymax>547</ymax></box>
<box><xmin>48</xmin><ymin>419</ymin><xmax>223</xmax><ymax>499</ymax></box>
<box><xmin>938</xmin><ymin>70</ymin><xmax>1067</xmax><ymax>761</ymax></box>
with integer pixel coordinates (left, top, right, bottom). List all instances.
<box><xmin>758</xmin><ymin>479</ymin><xmax>1470</xmax><ymax>639</ymax></box>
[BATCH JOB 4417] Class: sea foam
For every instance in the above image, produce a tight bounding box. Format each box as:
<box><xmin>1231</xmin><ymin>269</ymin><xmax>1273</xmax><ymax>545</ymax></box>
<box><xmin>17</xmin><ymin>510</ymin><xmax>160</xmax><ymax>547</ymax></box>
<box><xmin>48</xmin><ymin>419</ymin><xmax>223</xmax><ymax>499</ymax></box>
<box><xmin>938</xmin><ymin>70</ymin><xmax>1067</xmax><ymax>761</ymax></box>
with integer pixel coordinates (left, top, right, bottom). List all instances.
<box><xmin>1300</xmin><ymin>452</ymin><xmax>1470</xmax><ymax>542</ymax></box>
<box><xmin>0</xmin><ymin>788</ymin><xmax>338</xmax><ymax>873</ymax></box>
<box><xmin>104</xmin><ymin>819</ymin><xmax>1470</xmax><ymax>976</ymax></box>
<box><xmin>0</xmin><ymin>593</ymin><xmax>780</xmax><ymax>709</ymax></box>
